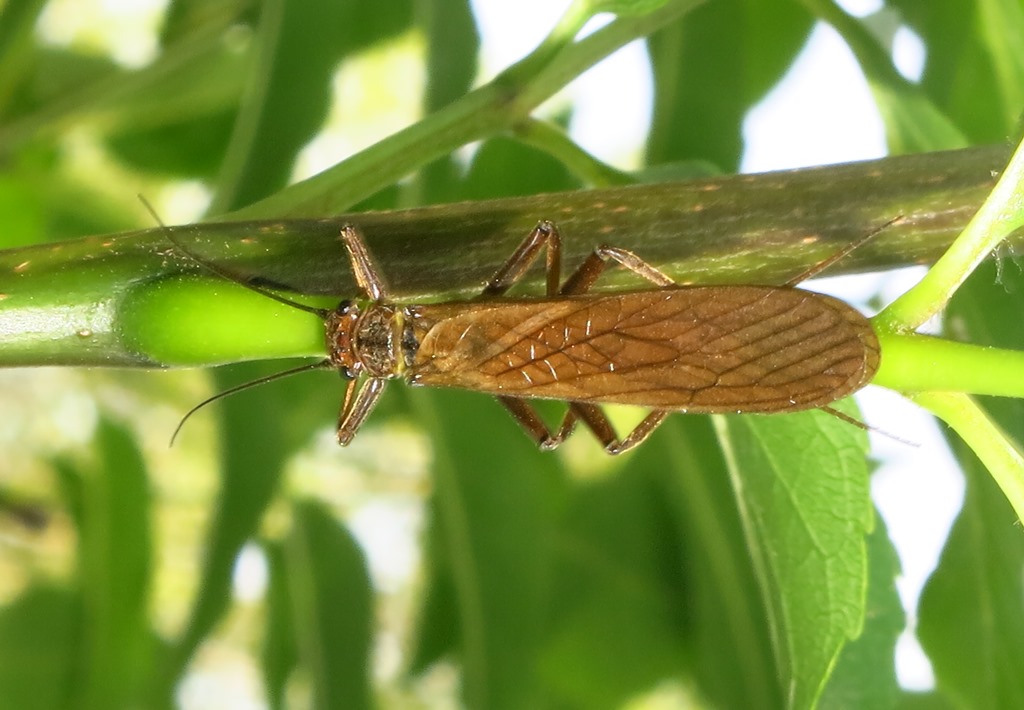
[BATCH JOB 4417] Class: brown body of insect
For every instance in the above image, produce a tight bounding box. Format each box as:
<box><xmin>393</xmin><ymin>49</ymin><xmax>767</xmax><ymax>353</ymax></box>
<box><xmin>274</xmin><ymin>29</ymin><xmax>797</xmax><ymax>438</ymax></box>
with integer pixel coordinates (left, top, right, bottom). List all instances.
<box><xmin>174</xmin><ymin>218</ymin><xmax>887</xmax><ymax>454</ymax></box>
<box><xmin>393</xmin><ymin>287</ymin><xmax>875</xmax><ymax>408</ymax></box>
<box><xmin>310</xmin><ymin>220</ymin><xmax>880</xmax><ymax>453</ymax></box>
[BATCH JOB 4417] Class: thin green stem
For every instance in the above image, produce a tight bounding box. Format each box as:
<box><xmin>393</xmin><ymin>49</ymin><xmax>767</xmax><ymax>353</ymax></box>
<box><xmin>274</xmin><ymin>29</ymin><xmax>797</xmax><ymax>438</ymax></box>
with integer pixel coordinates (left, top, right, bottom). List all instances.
<box><xmin>517</xmin><ymin>0</ymin><xmax>596</xmax><ymax>70</ymax></box>
<box><xmin>911</xmin><ymin>392</ymin><xmax>1024</xmax><ymax>523</ymax></box>
<box><xmin>873</xmin><ymin>332</ymin><xmax>1024</xmax><ymax>397</ymax></box>
<box><xmin>512</xmin><ymin>118</ymin><xmax>635</xmax><ymax>187</ymax></box>
<box><xmin>877</xmin><ymin>136</ymin><xmax>1024</xmax><ymax>332</ymax></box>
<box><xmin>225</xmin><ymin>0</ymin><xmax>704</xmax><ymax>219</ymax></box>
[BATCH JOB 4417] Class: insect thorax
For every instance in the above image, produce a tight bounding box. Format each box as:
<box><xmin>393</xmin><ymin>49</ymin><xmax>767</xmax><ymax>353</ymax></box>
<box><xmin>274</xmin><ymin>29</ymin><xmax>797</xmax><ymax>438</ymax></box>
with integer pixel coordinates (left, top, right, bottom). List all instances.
<box><xmin>323</xmin><ymin>302</ymin><xmax>401</xmax><ymax>379</ymax></box>
<box><xmin>355</xmin><ymin>303</ymin><xmax>404</xmax><ymax>378</ymax></box>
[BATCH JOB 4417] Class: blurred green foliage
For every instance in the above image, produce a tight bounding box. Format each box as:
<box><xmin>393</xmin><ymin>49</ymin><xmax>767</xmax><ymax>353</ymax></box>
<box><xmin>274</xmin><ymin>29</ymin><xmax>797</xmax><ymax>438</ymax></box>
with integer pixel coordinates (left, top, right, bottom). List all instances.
<box><xmin>0</xmin><ymin>1</ymin><xmax>1022</xmax><ymax>709</ymax></box>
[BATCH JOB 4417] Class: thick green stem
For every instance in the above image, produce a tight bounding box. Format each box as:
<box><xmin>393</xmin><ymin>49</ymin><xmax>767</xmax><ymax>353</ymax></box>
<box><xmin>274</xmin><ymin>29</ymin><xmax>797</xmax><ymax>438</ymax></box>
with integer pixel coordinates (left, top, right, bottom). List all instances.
<box><xmin>873</xmin><ymin>332</ymin><xmax>1024</xmax><ymax>397</ymax></box>
<box><xmin>119</xmin><ymin>276</ymin><xmax>325</xmax><ymax>366</ymax></box>
<box><xmin>0</xmin><ymin>146</ymin><xmax>1009</xmax><ymax>368</ymax></box>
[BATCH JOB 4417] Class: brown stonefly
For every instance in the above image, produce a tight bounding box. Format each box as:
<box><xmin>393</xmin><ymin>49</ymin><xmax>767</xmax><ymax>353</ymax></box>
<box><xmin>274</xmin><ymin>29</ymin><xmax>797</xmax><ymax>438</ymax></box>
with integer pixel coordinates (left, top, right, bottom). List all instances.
<box><xmin>170</xmin><ymin>217</ymin><xmax>895</xmax><ymax>454</ymax></box>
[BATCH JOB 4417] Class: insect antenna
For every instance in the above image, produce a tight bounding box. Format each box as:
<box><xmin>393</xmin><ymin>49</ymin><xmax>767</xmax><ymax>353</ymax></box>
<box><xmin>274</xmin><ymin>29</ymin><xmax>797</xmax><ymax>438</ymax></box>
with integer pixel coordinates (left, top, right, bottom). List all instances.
<box><xmin>138</xmin><ymin>195</ymin><xmax>330</xmax><ymax>319</ymax></box>
<box><xmin>170</xmin><ymin>360</ymin><xmax>332</xmax><ymax>446</ymax></box>
<box><xmin>786</xmin><ymin>215</ymin><xmax>905</xmax><ymax>286</ymax></box>
<box><xmin>820</xmin><ymin>405</ymin><xmax>917</xmax><ymax>447</ymax></box>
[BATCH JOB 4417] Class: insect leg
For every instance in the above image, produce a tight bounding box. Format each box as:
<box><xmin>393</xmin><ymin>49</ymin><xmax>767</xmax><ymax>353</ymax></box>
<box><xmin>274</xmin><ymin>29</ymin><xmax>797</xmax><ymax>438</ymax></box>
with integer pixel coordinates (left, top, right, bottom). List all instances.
<box><xmin>560</xmin><ymin>245</ymin><xmax>675</xmax><ymax>295</ymax></box>
<box><xmin>340</xmin><ymin>224</ymin><xmax>391</xmax><ymax>300</ymax></box>
<box><xmin>570</xmin><ymin>403</ymin><xmax>670</xmax><ymax>455</ymax></box>
<box><xmin>481</xmin><ymin>220</ymin><xmax>562</xmax><ymax>297</ymax></box>
<box><xmin>337</xmin><ymin>376</ymin><xmax>388</xmax><ymax>445</ymax></box>
<box><xmin>497</xmin><ymin>396</ymin><xmax>578</xmax><ymax>450</ymax></box>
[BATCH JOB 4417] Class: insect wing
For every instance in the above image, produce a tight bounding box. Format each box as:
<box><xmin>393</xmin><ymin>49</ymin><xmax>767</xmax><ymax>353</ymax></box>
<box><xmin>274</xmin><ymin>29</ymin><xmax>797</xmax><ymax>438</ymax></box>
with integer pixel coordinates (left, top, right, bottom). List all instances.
<box><xmin>406</xmin><ymin>286</ymin><xmax>878</xmax><ymax>413</ymax></box>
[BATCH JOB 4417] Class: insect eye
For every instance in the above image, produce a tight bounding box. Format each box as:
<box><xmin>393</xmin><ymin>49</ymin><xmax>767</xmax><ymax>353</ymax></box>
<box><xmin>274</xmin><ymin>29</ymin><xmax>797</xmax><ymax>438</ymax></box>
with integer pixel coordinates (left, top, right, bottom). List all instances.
<box><xmin>339</xmin><ymin>366</ymin><xmax>356</xmax><ymax>380</ymax></box>
<box><xmin>337</xmin><ymin>299</ymin><xmax>354</xmax><ymax>314</ymax></box>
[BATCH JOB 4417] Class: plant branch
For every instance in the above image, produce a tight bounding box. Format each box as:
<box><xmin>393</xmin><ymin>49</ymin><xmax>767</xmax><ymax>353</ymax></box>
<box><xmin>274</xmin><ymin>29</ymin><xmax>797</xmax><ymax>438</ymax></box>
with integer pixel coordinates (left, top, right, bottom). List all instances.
<box><xmin>0</xmin><ymin>145</ymin><xmax>1008</xmax><ymax>368</ymax></box>
<box><xmin>911</xmin><ymin>392</ymin><xmax>1024</xmax><ymax>523</ymax></box>
<box><xmin>222</xmin><ymin>0</ymin><xmax>705</xmax><ymax>219</ymax></box>
<box><xmin>878</xmin><ymin>135</ymin><xmax>1024</xmax><ymax>331</ymax></box>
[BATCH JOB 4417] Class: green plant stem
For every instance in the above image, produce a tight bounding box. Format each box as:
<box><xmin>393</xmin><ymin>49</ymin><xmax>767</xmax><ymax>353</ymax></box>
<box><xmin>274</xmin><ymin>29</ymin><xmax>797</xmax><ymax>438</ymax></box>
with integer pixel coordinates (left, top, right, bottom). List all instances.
<box><xmin>0</xmin><ymin>146</ymin><xmax>1008</xmax><ymax>368</ymax></box>
<box><xmin>873</xmin><ymin>332</ymin><xmax>1024</xmax><ymax>397</ymax></box>
<box><xmin>911</xmin><ymin>392</ymin><xmax>1024</xmax><ymax>523</ymax></box>
<box><xmin>224</xmin><ymin>0</ymin><xmax>705</xmax><ymax>219</ymax></box>
<box><xmin>877</xmin><ymin>136</ymin><xmax>1024</xmax><ymax>332</ymax></box>
<box><xmin>513</xmin><ymin>118</ymin><xmax>636</xmax><ymax>187</ymax></box>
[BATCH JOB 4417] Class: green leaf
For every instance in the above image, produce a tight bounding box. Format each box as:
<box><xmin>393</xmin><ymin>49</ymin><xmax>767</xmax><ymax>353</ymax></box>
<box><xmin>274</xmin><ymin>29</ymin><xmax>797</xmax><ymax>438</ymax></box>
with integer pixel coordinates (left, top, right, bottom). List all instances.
<box><xmin>158</xmin><ymin>0</ymin><xmax>253</xmax><ymax>46</ymax></box>
<box><xmin>914</xmin><ymin>257</ymin><xmax>1024</xmax><ymax>708</ymax></box>
<box><xmin>404</xmin><ymin>502</ymin><xmax>462</xmax><ymax>674</ymax></box>
<box><xmin>717</xmin><ymin>406</ymin><xmax>873</xmax><ymax>710</ymax></box>
<box><xmin>917</xmin><ymin>440</ymin><xmax>1024</xmax><ymax>709</ymax></box>
<box><xmin>537</xmin><ymin>461</ymin><xmax>687</xmax><ymax>708</ymax></box>
<box><xmin>0</xmin><ymin>25</ymin><xmax>246</xmax><ymax>153</ymax></box>
<box><xmin>892</xmin><ymin>0</ymin><xmax>1024</xmax><ymax>141</ymax></box>
<box><xmin>461</xmin><ymin>136</ymin><xmax>582</xmax><ymax>199</ymax></box>
<box><xmin>286</xmin><ymin>500</ymin><xmax>373</xmax><ymax>710</ymax></box>
<box><xmin>410</xmin><ymin>0</ymin><xmax>479</xmax><ymax>205</ymax></box>
<box><xmin>261</xmin><ymin>540</ymin><xmax>299</xmax><ymax>710</ymax></box>
<box><xmin>0</xmin><ymin>172</ymin><xmax>45</xmax><ymax>247</ymax></box>
<box><xmin>0</xmin><ymin>0</ymin><xmax>48</xmax><ymax>113</ymax></box>
<box><xmin>421</xmin><ymin>0</ymin><xmax>478</xmax><ymax>112</ymax></box>
<box><xmin>210</xmin><ymin>0</ymin><xmax>413</xmax><ymax>213</ymax></box>
<box><xmin>0</xmin><ymin>585</ymin><xmax>79</xmax><ymax>710</ymax></box>
<box><xmin>2</xmin><ymin>46</ymin><xmax>117</xmax><ymax>121</ymax></box>
<box><xmin>805</xmin><ymin>0</ymin><xmax>967</xmax><ymax>154</ymax></box>
<box><xmin>819</xmin><ymin>510</ymin><xmax>904</xmax><ymax>709</ymax></box>
<box><xmin>409</xmin><ymin>388</ymin><xmax>567</xmax><ymax>710</ymax></box>
<box><xmin>647</xmin><ymin>0</ymin><xmax>814</xmax><ymax>171</ymax></box>
<box><xmin>896</xmin><ymin>690</ymin><xmax>957</xmax><ymax>710</ymax></box>
<box><xmin>152</xmin><ymin>362</ymin><xmax>304</xmax><ymax>703</ymax></box>
<box><xmin>106</xmin><ymin>108</ymin><xmax>238</xmax><ymax>179</ymax></box>
<box><xmin>70</xmin><ymin>417</ymin><xmax>154</xmax><ymax>710</ymax></box>
<box><xmin>652</xmin><ymin>417</ymin><xmax>782</xmax><ymax>707</ymax></box>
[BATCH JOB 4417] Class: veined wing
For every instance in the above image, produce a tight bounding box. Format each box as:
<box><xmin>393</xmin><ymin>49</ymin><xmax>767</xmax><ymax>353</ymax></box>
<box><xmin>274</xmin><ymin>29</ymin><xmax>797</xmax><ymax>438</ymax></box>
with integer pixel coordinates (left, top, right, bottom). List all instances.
<box><xmin>405</xmin><ymin>286</ymin><xmax>878</xmax><ymax>413</ymax></box>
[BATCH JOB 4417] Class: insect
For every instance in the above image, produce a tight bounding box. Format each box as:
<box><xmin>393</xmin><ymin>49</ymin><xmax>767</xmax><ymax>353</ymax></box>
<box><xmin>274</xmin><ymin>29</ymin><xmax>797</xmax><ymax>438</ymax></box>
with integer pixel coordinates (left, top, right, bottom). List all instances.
<box><xmin>171</xmin><ymin>218</ymin><xmax>895</xmax><ymax>454</ymax></box>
